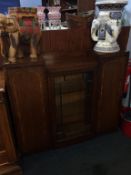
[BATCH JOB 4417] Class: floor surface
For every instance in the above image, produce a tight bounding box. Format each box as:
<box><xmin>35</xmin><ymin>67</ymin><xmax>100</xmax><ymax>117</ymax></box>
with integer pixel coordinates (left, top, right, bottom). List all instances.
<box><xmin>21</xmin><ymin>130</ymin><xmax>131</xmax><ymax>175</ymax></box>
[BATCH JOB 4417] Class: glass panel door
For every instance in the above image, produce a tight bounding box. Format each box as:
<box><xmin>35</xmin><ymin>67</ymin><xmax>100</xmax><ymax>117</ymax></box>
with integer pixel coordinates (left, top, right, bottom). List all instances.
<box><xmin>54</xmin><ymin>71</ymin><xmax>94</xmax><ymax>142</ymax></box>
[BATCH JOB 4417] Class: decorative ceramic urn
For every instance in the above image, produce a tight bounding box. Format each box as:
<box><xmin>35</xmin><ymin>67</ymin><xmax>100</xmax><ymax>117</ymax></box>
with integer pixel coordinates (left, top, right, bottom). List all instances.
<box><xmin>91</xmin><ymin>0</ymin><xmax>128</xmax><ymax>53</ymax></box>
<box><xmin>48</xmin><ymin>6</ymin><xmax>61</xmax><ymax>29</ymax></box>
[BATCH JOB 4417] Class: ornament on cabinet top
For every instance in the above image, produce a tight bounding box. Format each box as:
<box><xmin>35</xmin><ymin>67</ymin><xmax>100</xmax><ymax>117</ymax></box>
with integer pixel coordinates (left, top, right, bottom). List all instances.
<box><xmin>37</xmin><ymin>6</ymin><xmax>46</xmax><ymax>26</ymax></box>
<box><xmin>91</xmin><ymin>0</ymin><xmax>128</xmax><ymax>54</ymax></box>
<box><xmin>6</xmin><ymin>7</ymin><xmax>41</xmax><ymax>63</ymax></box>
<box><xmin>48</xmin><ymin>6</ymin><xmax>61</xmax><ymax>29</ymax></box>
<box><xmin>37</xmin><ymin>6</ymin><xmax>61</xmax><ymax>30</ymax></box>
<box><xmin>0</xmin><ymin>13</ymin><xmax>8</xmax><ymax>64</ymax></box>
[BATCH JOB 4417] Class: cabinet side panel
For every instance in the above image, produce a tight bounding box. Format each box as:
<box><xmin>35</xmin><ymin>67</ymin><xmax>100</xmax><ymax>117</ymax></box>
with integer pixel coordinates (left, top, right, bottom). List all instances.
<box><xmin>0</xmin><ymin>93</ymin><xmax>17</xmax><ymax>164</ymax></box>
<box><xmin>6</xmin><ymin>67</ymin><xmax>50</xmax><ymax>153</ymax></box>
<box><xmin>96</xmin><ymin>57</ymin><xmax>128</xmax><ymax>133</ymax></box>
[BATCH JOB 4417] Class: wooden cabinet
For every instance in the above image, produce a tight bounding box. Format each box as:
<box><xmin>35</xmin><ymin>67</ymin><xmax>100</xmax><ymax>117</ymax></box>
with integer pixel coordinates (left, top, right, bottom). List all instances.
<box><xmin>0</xmin><ymin>71</ymin><xmax>22</xmax><ymax>175</ymax></box>
<box><xmin>4</xmin><ymin>51</ymin><xmax>129</xmax><ymax>152</ymax></box>
<box><xmin>2</xmin><ymin>26</ymin><xmax>129</xmax><ymax>154</ymax></box>
<box><xmin>5</xmin><ymin>64</ymin><xmax>51</xmax><ymax>154</ymax></box>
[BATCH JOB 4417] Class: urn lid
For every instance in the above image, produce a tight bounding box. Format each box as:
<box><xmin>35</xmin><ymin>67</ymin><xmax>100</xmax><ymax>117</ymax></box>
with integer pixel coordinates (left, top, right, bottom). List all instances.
<box><xmin>96</xmin><ymin>0</ymin><xmax>128</xmax><ymax>10</ymax></box>
<box><xmin>96</xmin><ymin>0</ymin><xmax>128</xmax><ymax>5</ymax></box>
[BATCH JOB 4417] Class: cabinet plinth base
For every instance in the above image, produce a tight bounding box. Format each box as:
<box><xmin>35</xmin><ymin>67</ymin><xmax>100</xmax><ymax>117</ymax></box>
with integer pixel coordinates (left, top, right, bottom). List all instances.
<box><xmin>0</xmin><ymin>164</ymin><xmax>23</xmax><ymax>175</ymax></box>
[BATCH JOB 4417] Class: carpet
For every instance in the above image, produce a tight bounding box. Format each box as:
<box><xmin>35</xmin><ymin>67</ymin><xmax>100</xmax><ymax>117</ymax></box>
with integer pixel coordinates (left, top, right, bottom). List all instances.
<box><xmin>21</xmin><ymin>130</ymin><xmax>131</xmax><ymax>175</ymax></box>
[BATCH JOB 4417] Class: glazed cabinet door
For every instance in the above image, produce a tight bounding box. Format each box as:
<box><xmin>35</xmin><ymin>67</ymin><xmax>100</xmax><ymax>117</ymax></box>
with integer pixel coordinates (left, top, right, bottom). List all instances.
<box><xmin>49</xmin><ymin>71</ymin><xmax>97</xmax><ymax>146</ymax></box>
<box><xmin>6</xmin><ymin>65</ymin><xmax>51</xmax><ymax>154</ymax></box>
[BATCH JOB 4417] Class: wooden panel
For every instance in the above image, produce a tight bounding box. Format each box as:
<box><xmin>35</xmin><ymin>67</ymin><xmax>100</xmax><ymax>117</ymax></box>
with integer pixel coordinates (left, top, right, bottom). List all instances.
<box><xmin>6</xmin><ymin>66</ymin><xmax>51</xmax><ymax>153</ymax></box>
<box><xmin>118</xmin><ymin>27</ymin><xmax>130</xmax><ymax>52</ymax></box>
<box><xmin>0</xmin><ymin>71</ymin><xmax>17</xmax><ymax>166</ymax></box>
<box><xmin>0</xmin><ymin>91</ymin><xmax>22</xmax><ymax>174</ymax></box>
<box><xmin>0</xmin><ymin>101</ymin><xmax>17</xmax><ymax>162</ymax></box>
<box><xmin>77</xmin><ymin>0</ymin><xmax>95</xmax><ymax>13</ymax></box>
<box><xmin>40</xmin><ymin>26</ymin><xmax>94</xmax><ymax>53</ymax></box>
<box><xmin>0</xmin><ymin>126</ymin><xmax>4</xmax><ymax>151</ymax></box>
<box><xmin>96</xmin><ymin>56</ymin><xmax>128</xmax><ymax>133</ymax></box>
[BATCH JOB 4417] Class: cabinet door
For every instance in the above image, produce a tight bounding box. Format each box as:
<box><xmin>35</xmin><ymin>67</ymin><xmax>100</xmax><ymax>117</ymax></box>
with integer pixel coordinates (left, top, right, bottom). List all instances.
<box><xmin>6</xmin><ymin>66</ymin><xmax>50</xmax><ymax>154</ymax></box>
<box><xmin>51</xmin><ymin>71</ymin><xmax>96</xmax><ymax>145</ymax></box>
<box><xmin>96</xmin><ymin>56</ymin><xmax>128</xmax><ymax>133</ymax></box>
<box><xmin>0</xmin><ymin>92</ymin><xmax>17</xmax><ymax>165</ymax></box>
<box><xmin>0</xmin><ymin>124</ymin><xmax>8</xmax><ymax>165</ymax></box>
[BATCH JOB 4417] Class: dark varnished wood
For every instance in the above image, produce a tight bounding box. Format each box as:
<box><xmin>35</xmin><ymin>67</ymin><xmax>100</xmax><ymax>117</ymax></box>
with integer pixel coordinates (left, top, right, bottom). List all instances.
<box><xmin>0</xmin><ymin>164</ymin><xmax>23</xmax><ymax>175</ymax></box>
<box><xmin>5</xmin><ymin>63</ymin><xmax>51</xmax><ymax>154</ymax></box>
<box><xmin>44</xmin><ymin>52</ymin><xmax>98</xmax><ymax>146</ymax></box>
<box><xmin>2</xmin><ymin>26</ymin><xmax>130</xmax><ymax>153</ymax></box>
<box><xmin>0</xmin><ymin>70</ymin><xmax>22</xmax><ymax>175</ymax></box>
<box><xmin>95</xmin><ymin>54</ymin><xmax>128</xmax><ymax>133</ymax></box>
<box><xmin>77</xmin><ymin>0</ymin><xmax>95</xmax><ymax>13</ymax></box>
<box><xmin>40</xmin><ymin>26</ymin><xmax>94</xmax><ymax>53</ymax></box>
<box><xmin>43</xmin><ymin>52</ymin><xmax>97</xmax><ymax>74</ymax></box>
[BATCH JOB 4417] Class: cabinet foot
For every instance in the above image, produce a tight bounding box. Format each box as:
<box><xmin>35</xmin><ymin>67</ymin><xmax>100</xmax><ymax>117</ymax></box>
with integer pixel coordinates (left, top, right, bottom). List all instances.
<box><xmin>0</xmin><ymin>164</ymin><xmax>23</xmax><ymax>175</ymax></box>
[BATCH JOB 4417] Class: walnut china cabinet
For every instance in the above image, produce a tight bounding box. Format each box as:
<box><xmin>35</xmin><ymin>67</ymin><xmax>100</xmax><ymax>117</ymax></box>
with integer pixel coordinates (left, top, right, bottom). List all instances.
<box><xmin>0</xmin><ymin>1</ymin><xmax>129</xmax><ymax>175</ymax></box>
<box><xmin>0</xmin><ymin>4</ymin><xmax>130</xmax><ymax>175</ymax></box>
<box><xmin>1</xmin><ymin>26</ymin><xmax>129</xmax><ymax>155</ymax></box>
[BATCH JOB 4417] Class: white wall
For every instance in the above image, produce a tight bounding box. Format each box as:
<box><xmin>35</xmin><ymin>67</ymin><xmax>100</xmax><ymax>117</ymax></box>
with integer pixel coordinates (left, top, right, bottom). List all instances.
<box><xmin>124</xmin><ymin>0</ymin><xmax>131</xmax><ymax>25</ymax></box>
<box><xmin>20</xmin><ymin>0</ymin><xmax>42</xmax><ymax>7</ymax></box>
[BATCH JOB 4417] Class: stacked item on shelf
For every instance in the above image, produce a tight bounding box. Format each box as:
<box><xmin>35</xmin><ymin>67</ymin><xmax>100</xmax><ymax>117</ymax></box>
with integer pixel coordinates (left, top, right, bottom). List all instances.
<box><xmin>8</xmin><ymin>7</ymin><xmax>40</xmax><ymax>35</ymax></box>
<box><xmin>37</xmin><ymin>6</ymin><xmax>46</xmax><ymax>26</ymax></box>
<box><xmin>37</xmin><ymin>6</ymin><xmax>61</xmax><ymax>30</ymax></box>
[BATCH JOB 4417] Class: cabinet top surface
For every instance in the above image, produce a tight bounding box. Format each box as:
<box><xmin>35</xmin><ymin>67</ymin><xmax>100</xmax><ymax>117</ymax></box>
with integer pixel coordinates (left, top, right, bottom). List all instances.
<box><xmin>2</xmin><ymin>52</ymin><xmax>98</xmax><ymax>74</ymax></box>
<box><xmin>42</xmin><ymin>52</ymin><xmax>97</xmax><ymax>74</ymax></box>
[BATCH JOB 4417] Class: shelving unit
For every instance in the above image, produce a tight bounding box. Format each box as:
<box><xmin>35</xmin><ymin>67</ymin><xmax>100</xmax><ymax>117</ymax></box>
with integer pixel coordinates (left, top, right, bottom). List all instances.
<box><xmin>47</xmin><ymin>0</ymin><xmax>95</xmax><ymax>21</ymax></box>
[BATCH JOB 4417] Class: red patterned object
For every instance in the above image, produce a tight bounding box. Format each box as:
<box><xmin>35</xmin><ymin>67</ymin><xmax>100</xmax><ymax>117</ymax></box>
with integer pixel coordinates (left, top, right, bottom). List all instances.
<box><xmin>8</xmin><ymin>7</ymin><xmax>40</xmax><ymax>35</ymax></box>
<box><xmin>123</xmin><ymin>60</ymin><xmax>131</xmax><ymax>97</ymax></box>
<box><xmin>121</xmin><ymin>107</ymin><xmax>131</xmax><ymax>138</ymax></box>
<box><xmin>121</xmin><ymin>59</ymin><xmax>131</xmax><ymax>138</ymax></box>
<box><xmin>8</xmin><ymin>7</ymin><xmax>37</xmax><ymax>15</ymax></box>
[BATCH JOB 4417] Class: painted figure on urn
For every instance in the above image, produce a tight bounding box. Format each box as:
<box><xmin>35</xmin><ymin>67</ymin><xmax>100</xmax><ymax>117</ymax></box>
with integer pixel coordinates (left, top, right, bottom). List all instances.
<box><xmin>91</xmin><ymin>0</ymin><xmax>128</xmax><ymax>53</ymax></box>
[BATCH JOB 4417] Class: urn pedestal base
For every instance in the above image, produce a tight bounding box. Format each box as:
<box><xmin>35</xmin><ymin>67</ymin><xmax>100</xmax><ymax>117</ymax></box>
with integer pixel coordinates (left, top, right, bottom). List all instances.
<box><xmin>94</xmin><ymin>41</ymin><xmax>120</xmax><ymax>54</ymax></box>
